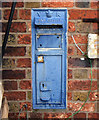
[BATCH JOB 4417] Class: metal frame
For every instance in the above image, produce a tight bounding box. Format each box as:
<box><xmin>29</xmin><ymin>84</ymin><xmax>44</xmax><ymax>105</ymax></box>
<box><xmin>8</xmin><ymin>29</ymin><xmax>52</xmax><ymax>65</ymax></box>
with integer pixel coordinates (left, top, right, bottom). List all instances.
<box><xmin>32</xmin><ymin>9</ymin><xmax>67</xmax><ymax>109</ymax></box>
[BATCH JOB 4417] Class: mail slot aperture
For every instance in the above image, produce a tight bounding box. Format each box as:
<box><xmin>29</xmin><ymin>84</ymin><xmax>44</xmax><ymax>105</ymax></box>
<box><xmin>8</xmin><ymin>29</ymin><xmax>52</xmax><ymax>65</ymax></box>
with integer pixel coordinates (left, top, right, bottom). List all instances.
<box><xmin>32</xmin><ymin>9</ymin><xmax>67</xmax><ymax>109</ymax></box>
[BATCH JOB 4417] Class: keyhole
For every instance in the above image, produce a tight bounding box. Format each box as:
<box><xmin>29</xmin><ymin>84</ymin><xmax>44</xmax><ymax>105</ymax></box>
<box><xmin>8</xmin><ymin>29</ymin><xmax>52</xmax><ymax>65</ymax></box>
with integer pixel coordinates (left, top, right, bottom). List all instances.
<box><xmin>57</xmin><ymin>36</ymin><xmax>59</xmax><ymax>38</ymax></box>
<box><xmin>42</xmin><ymin>84</ymin><xmax>44</xmax><ymax>88</ymax></box>
<box><xmin>40</xmin><ymin>44</ymin><xmax>42</xmax><ymax>47</ymax></box>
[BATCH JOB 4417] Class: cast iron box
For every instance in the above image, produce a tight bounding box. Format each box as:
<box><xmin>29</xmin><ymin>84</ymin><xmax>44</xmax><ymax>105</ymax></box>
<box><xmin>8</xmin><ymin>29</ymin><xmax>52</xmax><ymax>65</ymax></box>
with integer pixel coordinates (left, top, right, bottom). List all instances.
<box><xmin>32</xmin><ymin>9</ymin><xmax>67</xmax><ymax>109</ymax></box>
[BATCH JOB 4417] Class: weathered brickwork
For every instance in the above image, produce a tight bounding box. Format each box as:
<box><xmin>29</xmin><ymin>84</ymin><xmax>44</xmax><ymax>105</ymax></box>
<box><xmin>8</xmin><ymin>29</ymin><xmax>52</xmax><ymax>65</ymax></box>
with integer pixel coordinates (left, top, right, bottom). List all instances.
<box><xmin>1</xmin><ymin>1</ymin><xmax>98</xmax><ymax>119</ymax></box>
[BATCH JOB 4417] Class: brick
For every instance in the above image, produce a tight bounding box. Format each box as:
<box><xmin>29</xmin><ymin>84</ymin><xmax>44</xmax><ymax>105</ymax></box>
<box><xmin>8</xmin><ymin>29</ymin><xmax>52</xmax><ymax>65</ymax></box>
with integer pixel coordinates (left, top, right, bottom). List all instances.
<box><xmin>20</xmin><ymin>102</ymin><xmax>32</xmax><ymax>111</ymax></box>
<box><xmin>68</xmin><ymin>35</ymin><xmax>87</xmax><ymax>44</ymax></box>
<box><xmin>3</xmin><ymin>81</ymin><xmax>17</xmax><ymax>90</ymax></box>
<box><xmin>8</xmin><ymin>113</ymin><xmax>18</xmax><ymax>120</ymax></box>
<box><xmin>75</xmin><ymin>0</ymin><xmax>90</xmax><ymax>8</ymax></box>
<box><xmin>9</xmin><ymin>102</ymin><xmax>19</xmax><ymax>112</ymax></box>
<box><xmin>76</xmin><ymin>21</ymin><xmax>92</xmax><ymax>33</ymax></box>
<box><xmin>89</xmin><ymin>92</ymin><xmax>99</xmax><ymax>101</ymax></box>
<box><xmin>68</xmin><ymin>46</ymin><xmax>76</xmax><ymax>56</ymax></box>
<box><xmin>27</xmin><ymin>91</ymin><xmax>32</xmax><ymax>100</ymax></box>
<box><xmin>0</xmin><ymin>1</ymin><xmax>2</xmax><ymax>8</ymax></box>
<box><xmin>16</xmin><ymin>2</ymin><xmax>24</xmax><ymax>7</ymax></box>
<box><xmin>2</xmin><ymin>70</ymin><xmax>25</xmax><ymax>79</ymax></box>
<box><xmin>69</xmin><ymin>10</ymin><xmax>98</xmax><ymax>20</ymax></box>
<box><xmin>77</xmin><ymin>45</ymin><xmax>87</xmax><ymax>55</ymax></box>
<box><xmin>68</xmin><ymin>22</ymin><xmax>75</xmax><ymax>32</ymax></box>
<box><xmin>91</xmin><ymin>0</ymin><xmax>99</xmax><ymax>8</ymax></box>
<box><xmin>42</xmin><ymin>0</ymin><xmax>74</xmax><ymax>7</ymax></box>
<box><xmin>0</xmin><ymin>22</ymin><xmax>2</xmax><ymax>32</ymax></box>
<box><xmin>19</xmin><ymin>9</ymin><xmax>31</xmax><ymax>20</ymax></box>
<box><xmin>2</xmin><ymin>58</ymin><xmax>15</xmax><ymax>68</ymax></box>
<box><xmin>4</xmin><ymin>91</ymin><xmax>26</xmax><ymax>100</ymax></box>
<box><xmin>73</xmin><ymin>69</ymin><xmax>88</xmax><ymax>79</ymax></box>
<box><xmin>83</xmin><ymin>10</ymin><xmax>98</xmax><ymax>19</ymax></box>
<box><xmin>18</xmin><ymin>34</ymin><xmax>31</xmax><ymax>44</ymax></box>
<box><xmin>2</xmin><ymin>22</ymin><xmax>26</xmax><ymax>33</ymax></box>
<box><xmin>29</xmin><ymin>113</ymin><xmax>43</xmax><ymax>119</ymax></box>
<box><xmin>4</xmin><ymin>47</ymin><xmax>26</xmax><ymax>56</ymax></box>
<box><xmin>68</xmin><ymin>92</ymin><xmax>72</xmax><ymax>100</ymax></box>
<box><xmin>69</xmin><ymin>9</ymin><xmax>81</xmax><ymax>20</ymax></box>
<box><xmin>2</xmin><ymin>2</ymin><xmax>12</xmax><ymax>7</ymax></box>
<box><xmin>73</xmin><ymin>92</ymin><xmax>88</xmax><ymax>101</ymax></box>
<box><xmin>9</xmin><ymin>112</ymin><xmax>26</xmax><ymax>119</ymax></box>
<box><xmin>68</xmin><ymin>102</ymin><xmax>95</xmax><ymax>112</ymax></box>
<box><xmin>98</xmin><ymin>48</ymin><xmax>99</xmax><ymax>57</ymax></box>
<box><xmin>19</xmin><ymin>80</ymin><xmax>31</xmax><ymax>90</ymax></box>
<box><xmin>44</xmin><ymin>113</ymin><xmax>72</xmax><ymax>119</ymax></box>
<box><xmin>97</xmin><ymin>101</ymin><xmax>99</xmax><ymax>112</ymax></box>
<box><xmin>0</xmin><ymin>71</ymin><xmax>2</xmax><ymax>79</ymax></box>
<box><xmin>26</xmin><ymin>69</ymin><xmax>31</xmax><ymax>79</ymax></box>
<box><xmin>2</xmin><ymin>34</ymin><xmax>16</xmax><ymax>45</ymax></box>
<box><xmin>25</xmin><ymin>2</ymin><xmax>40</xmax><ymax>8</ymax></box>
<box><xmin>2</xmin><ymin>2</ymin><xmax>24</xmax><ymax>8</ymax></box>
<box><xmin>92</xmin><ymin>23</ymin><xmax>98</xmax><ymax>33</ymax></box>
<box><xmin>17</xmin><ymin>58</ymin><xmax>31</xmax><ymax>68</ymax></box>
<box><xmin>27</xmin><ymin>46</ymin><xmax>31</xmax><ymax>57</ymax></box>
<box><xmin>68</xmin><ymin>80</ymin><xmax>97</xmax><ymax>90</ymax></box>
<box><xmin>20</xmin><ymin>112</ymin><xmax>27</xmax><ymax>119</ymax></box>
<box><xmin>97</xmin><ymin>59</ymin><xmax>99</xmax><ymax>67</ymax></box>
<box><xmin>73</xmin><ymin>113</ymin><xmax>86</xmax><ymax>119</ymax></box>
<box><xmin>27</xmin><ymin>22</ymin><xmax>31</xmax><ymax>32</ymax></box>
<box><xmin>68</xmin><ymin>58</ymin><xmax>93</xmax><ymax>68</ymax></box>
<box><xmin>68</xmin><ymin>69</ymin><xmax>72</xmax><ymax>79</ymax></box>
<box><xmin>3</xmin><ymin>9</ymin><xmax>17</xmax><ymax>20</ymax></box>
<box><xmin>0</xmin><ymin>10</ymin><xmax>1</xmax><ymax>20</ymax></box>
<box><xmin>89</xmin><ymin>69</ymin><xmax>98</xmax><ymax>79</ymax></box>
<box><xmin>88</xmin><ymin>113</ymin><xmax>99</xmax><ymax>119</ymax></box>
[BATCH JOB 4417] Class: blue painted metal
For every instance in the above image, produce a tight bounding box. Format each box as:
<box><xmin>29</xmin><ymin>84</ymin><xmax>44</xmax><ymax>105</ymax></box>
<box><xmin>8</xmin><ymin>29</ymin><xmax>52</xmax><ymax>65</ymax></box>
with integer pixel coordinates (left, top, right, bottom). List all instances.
<box><xmin>35</xmin><ymin>18</ymin><xmax>64</xmax><ymax>25</ymax></box>
<box><xmin>36</xmin><ymin>34</ymin><xmax>62</xmax><ymax>48</ymax></box>
<box><xmin>32</xmin><ymin>9</ymin><xmax>67</xmax><ymax>109</ymax></box>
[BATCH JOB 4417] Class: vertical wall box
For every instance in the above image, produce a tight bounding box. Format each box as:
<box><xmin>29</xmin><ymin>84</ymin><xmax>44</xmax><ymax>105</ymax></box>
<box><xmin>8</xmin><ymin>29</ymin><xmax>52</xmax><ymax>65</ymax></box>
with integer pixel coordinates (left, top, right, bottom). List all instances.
<box><xmin>32</xmin><ymin>9</ymin><xmax>67</xmax><ymax>109</ymax></box>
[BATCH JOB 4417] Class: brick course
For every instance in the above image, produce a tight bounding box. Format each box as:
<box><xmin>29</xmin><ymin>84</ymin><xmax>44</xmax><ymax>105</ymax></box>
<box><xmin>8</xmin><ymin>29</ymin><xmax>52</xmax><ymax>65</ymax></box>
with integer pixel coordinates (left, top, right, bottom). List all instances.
<box><xmin>3</xmin><ymin>9</ymin><xmax>17</xmax><ymax>20</ymax></box>
<box><xmin>73</xmin><ymin>113</ymin><xmax>86</xmax><ymax>119</ymax></box>
<box><xmin>42</xmin><ymin>1</ymin><xmax>74</xmax><ymax>7</ymax></box>
<box><xmin>68</xmin><ymin>102</ymin><xmax>95</xmax><ymax>112</ymax></box>
<box><xmin>2</xmin><ymin>70</ymin><xmax>25</xmax><ymax>79</ymax></box>
<box><xmin>19</xmin><ymin>80</ymin><xmax>31</xmax><ymax>90</ymax></box>
<box><xmin>2</xmin><ymin>2</ymin><xmax>24</xmax><ymax>7</ymax></box>
<box><xmin>19</xmin><ymin>9</ymin><xmax>31</xmax><ymax>20</ymax></box>
<box><xmin>3</xmin><ymin>81</ymin><xmax>17</xmax><ymax>90</ymax></box>
<box><xmin>2</xmin><ymin>22</ymin><xmax>26</xmax><ymax>33</ymax></box>
<box><xmin>68</xmin><ymin>34</ymin><xmax>87</xmax><ymax>44</ymax></box>
<box><xmin>4</xmin><ymin>92</ymin><xmax>26</xmax><ymax>101</ymax></box>
<box><xmin>17</xmin><ymin>58</ymin><xmax>31</xmax><ymax>68</ymax></box>
<box><xmin>68</xmin><ymin>80</ymin><xmax>97</xmax><ymax>90</ymax></box>
<box><xmin>2</xmin><ymin>34</ymin><xmax>16</xmax><ymax>45</ymax></box>
<box><xmin>4</xmin><ymin>47</ymin><xmax>26</xmax><ymax>56</ymax></box>
<box><xmin>69</xmin><ymin>10</ymin><xmax>98</xmax><ymax>20</ymax></box>
<box><xmin>44</xmin><ymin>113</ymin><xmax>72</xmax><ymax>119</ymax></box>
<box><xmin>18</xmin><ymin>34</ymin><xmax>31</xmax><ymax>44</ymax></box>
<box><xmin>3</xmin><ymin>58</ymin><xmax>15</xmax><ymax>68</ymax></box>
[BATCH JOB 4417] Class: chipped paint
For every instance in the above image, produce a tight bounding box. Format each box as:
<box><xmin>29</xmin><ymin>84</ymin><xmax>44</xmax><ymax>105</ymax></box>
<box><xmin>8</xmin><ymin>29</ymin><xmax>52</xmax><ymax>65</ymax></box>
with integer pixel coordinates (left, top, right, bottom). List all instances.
<box><xmin>88</xmin><ymin>34</ymin><xmax>99</xmax><ymax>58</ymax></box>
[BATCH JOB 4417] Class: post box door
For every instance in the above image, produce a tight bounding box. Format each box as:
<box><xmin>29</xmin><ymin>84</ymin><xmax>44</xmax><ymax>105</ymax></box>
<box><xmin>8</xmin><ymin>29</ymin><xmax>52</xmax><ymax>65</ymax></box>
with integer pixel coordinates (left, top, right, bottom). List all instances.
<box><xmin>32</xmin><ymin>9</ymin><xmax>67</xmax><ymax>109</ymax></box>
<box><xmin>37</xmin><ymin>56</ymin><xmax>62</xmax><ymax>104</ymax></box>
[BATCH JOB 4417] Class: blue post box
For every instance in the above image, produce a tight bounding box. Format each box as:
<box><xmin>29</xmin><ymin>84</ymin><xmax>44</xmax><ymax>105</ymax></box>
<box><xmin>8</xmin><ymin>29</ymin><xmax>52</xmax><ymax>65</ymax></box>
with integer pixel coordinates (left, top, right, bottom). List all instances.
<box><xmin>32</xmin><ymin>9</ymin><xmax>67</xmax><ymax>109</ymax></box>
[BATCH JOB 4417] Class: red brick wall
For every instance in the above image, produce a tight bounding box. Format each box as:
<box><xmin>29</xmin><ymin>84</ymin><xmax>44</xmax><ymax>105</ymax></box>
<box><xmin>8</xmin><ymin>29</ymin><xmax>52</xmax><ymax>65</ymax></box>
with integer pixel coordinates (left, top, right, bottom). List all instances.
<box><xmin>1</xmin><ymin>0</ymin><xmax>99</xmax><ymax>119</ymax></box>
